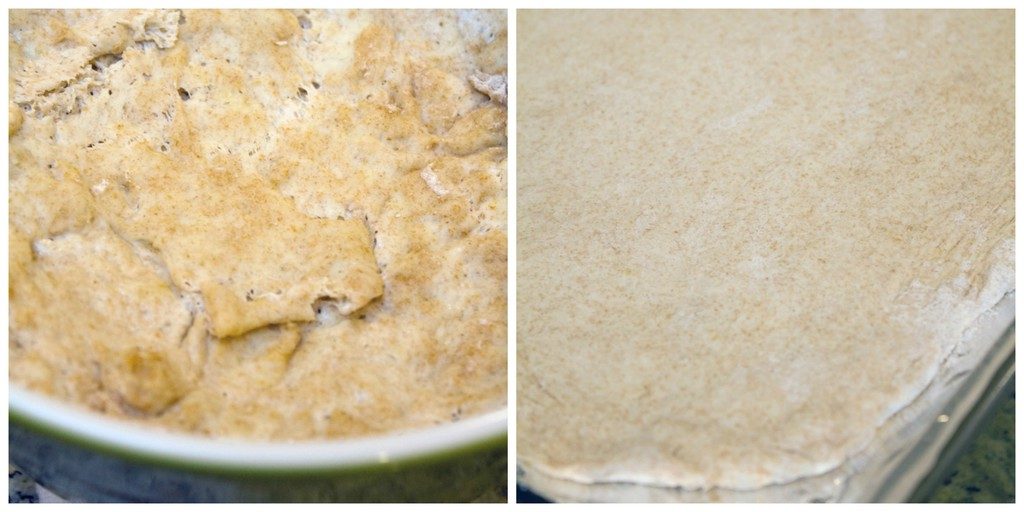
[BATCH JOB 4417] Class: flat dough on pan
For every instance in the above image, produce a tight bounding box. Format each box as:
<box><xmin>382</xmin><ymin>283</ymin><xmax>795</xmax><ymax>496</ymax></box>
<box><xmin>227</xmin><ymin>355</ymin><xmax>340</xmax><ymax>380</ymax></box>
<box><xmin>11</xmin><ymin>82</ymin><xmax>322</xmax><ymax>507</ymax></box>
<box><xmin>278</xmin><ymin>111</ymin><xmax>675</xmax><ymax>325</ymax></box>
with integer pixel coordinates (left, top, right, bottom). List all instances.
<box><xmin>517</xmin><ymin>10</ymin><xmax>1014</xmax><ymax>491</ymax></box>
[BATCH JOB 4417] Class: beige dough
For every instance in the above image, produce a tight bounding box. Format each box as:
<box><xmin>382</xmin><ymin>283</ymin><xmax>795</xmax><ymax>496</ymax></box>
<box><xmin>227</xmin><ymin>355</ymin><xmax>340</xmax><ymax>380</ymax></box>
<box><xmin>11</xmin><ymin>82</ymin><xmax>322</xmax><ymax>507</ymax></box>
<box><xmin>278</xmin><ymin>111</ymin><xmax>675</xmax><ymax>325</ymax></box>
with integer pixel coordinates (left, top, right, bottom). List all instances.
<box><xmin>517</xmin><ymin>10</ymin><xmax>1013</xmax><ymax>491</ymax></box>
<box><xmin>10</xmin><ymin>9</ymin><xmax>507</xmax><ymax>439</ymax></box>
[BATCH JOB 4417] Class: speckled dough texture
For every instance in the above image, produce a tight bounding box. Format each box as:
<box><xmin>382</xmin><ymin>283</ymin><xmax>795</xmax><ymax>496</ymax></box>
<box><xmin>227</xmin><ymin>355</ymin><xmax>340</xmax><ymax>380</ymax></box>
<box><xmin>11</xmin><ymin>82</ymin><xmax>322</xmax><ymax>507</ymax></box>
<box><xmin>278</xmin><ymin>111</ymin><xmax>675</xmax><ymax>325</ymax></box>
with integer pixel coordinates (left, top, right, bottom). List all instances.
<box><xmin>517</xmin><ymin>10</ymin><xmax>1013</xmax><ymax>491</ymax></box>
<box><xmin>10</xmin><ymin>9</ymin><xmax>507</xmax><ymax>439</ymax></box>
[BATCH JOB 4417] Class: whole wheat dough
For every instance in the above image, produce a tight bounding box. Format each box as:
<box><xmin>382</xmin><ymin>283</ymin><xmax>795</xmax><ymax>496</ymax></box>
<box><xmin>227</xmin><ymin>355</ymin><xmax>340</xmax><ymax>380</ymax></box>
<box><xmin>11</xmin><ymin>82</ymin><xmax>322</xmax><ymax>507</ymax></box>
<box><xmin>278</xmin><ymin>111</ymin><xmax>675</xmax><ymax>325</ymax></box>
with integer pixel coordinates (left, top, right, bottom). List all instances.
<box><xmin>10</xmin><ymin>9</ymin><xmax>507</xmax><ymax>439</ymax></box>
<box><xmin>517</xmin><ymin>10</ymin><xmax>1014</xmax><ymax>491</ymax></box>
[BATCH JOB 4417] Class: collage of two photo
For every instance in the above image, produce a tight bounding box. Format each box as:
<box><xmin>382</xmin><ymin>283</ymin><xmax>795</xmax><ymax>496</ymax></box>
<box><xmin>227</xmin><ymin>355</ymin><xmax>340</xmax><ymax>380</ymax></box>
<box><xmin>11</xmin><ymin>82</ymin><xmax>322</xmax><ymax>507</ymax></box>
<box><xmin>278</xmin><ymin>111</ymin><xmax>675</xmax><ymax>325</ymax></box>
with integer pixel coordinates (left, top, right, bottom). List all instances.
<box><xmin>7</xmin><ymin>5</ymin><xmax>1016</xmax><ymax>505</ymax></box>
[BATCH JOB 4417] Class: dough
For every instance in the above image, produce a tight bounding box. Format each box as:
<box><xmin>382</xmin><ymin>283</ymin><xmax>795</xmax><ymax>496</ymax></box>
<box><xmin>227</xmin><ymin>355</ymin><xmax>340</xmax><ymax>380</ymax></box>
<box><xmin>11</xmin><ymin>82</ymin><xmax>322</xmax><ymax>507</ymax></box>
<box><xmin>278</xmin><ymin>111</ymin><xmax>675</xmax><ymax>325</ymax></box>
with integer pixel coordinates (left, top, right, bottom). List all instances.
<box><xmin>10</xmin><ymin>9</ymin><xmax>507</xmax><ymax>439</ymax></box>
<box><xmin>517</xmin><ymin>10</ymin><xmax>1013</xmax><ymax>491</ymax></box>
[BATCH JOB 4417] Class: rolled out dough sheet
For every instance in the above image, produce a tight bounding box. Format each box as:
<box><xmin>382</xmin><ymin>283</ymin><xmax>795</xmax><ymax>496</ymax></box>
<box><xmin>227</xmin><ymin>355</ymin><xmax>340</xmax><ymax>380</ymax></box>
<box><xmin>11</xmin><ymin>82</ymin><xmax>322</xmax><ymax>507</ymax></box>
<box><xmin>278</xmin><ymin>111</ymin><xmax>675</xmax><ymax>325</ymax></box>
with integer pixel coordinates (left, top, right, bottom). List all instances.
<box><xmin>517</xmin><ymin>10</ymin><xmax>1014</xmax><ymax>492</ymax></box>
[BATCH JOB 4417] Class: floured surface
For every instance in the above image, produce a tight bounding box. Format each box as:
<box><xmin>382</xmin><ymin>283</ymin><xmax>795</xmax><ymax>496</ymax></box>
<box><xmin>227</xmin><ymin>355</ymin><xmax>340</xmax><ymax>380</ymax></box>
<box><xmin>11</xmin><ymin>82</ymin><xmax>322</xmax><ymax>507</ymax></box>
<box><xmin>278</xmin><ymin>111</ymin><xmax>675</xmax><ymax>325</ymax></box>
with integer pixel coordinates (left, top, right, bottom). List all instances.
<box><xmin>10</xmin><ymin>9</ymin><xmax>507</xmax><ymax>440</ymax></box>
<box><xmin>517</xmin><ymin>11</ymin><xmax>1013</xmax><ymax>491</ymax></box>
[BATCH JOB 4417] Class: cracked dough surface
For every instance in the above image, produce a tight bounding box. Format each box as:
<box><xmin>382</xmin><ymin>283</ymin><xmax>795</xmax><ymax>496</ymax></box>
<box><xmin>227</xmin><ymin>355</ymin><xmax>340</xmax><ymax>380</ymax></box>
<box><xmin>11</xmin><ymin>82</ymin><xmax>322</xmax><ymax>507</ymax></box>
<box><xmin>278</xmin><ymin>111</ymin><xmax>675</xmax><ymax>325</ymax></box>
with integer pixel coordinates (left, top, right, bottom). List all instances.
<box><xmin>10</xmin><ymin>9</ymin><xmax>507</xmax><ymax>439</ymax></box>
<box><xmin>517</xmin><ymin>11</ymin><xmax>1013</xmax><ymax>491</ymax></box>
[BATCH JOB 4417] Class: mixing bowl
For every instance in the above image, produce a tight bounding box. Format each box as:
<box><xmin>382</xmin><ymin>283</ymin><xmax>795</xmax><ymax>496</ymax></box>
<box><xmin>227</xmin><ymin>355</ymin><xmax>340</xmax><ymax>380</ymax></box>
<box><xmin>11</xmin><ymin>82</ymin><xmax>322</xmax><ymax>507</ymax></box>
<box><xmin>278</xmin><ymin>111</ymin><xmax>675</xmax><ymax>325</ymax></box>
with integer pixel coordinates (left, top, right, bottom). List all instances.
<box><xmin>9</xmin><ymin>387</ymin><xmax>507</xmax><ymax>502</ymax></box>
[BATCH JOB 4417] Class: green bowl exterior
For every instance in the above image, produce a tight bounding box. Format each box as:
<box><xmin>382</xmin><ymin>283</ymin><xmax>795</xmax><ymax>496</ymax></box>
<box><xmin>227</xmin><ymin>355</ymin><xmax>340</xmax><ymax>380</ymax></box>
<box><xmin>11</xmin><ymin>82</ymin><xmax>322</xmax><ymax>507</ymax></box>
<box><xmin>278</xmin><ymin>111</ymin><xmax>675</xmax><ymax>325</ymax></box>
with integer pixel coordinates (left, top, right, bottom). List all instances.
<box><xmin>9</xmin><ymin>410</ymin><xmax>507</xmax><ymax>502</ymax></box>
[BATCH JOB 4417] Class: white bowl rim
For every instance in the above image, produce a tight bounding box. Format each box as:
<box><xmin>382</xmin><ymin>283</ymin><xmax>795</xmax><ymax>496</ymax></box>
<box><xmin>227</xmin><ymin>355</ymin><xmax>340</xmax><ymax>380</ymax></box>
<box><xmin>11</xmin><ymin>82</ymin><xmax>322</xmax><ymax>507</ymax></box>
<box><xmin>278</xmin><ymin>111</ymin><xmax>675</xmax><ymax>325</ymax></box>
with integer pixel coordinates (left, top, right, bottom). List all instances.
<box><xmin>10</xmin><ymin>386</ymin><xmax>507</xmax><ymax>472</ymax></box>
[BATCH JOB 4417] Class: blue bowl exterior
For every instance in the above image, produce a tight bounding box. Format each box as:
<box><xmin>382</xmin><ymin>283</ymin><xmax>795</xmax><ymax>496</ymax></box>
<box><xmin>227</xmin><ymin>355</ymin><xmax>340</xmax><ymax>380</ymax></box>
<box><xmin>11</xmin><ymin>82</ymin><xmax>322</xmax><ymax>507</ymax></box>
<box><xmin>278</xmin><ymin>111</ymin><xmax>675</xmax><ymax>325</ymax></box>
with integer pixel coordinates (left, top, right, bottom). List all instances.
<box><xmin>9</xmin><ymin>415</ymin><xmax>507</xmax><ymax>502</ymax></box>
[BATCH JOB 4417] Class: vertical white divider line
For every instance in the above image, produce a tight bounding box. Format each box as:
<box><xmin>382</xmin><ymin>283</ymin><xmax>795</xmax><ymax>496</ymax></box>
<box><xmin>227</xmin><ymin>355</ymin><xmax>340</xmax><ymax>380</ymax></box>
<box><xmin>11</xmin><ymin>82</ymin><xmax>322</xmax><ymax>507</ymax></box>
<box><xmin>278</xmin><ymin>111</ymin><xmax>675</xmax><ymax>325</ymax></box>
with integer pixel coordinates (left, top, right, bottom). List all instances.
<box><xmin>506</xmin><ymin>5</ymin><xmax>519</xmax><ymax>504</ymax></box>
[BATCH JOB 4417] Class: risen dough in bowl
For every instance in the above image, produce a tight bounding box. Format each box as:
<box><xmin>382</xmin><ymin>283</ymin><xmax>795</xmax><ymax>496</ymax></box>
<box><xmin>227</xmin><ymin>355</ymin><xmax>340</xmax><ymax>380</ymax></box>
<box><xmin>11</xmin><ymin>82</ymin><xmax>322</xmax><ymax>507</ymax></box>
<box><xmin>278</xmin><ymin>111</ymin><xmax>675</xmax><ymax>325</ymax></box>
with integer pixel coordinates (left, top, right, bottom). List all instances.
<box><xmin>517</xmin><ymin>10</ymin><xmax>1013</xmax><ymax>493</ymax></box>
<box><xmin>10</xmin><ymin>9</ymin><xmax>507</xmax><ymax>440</ymax></box>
